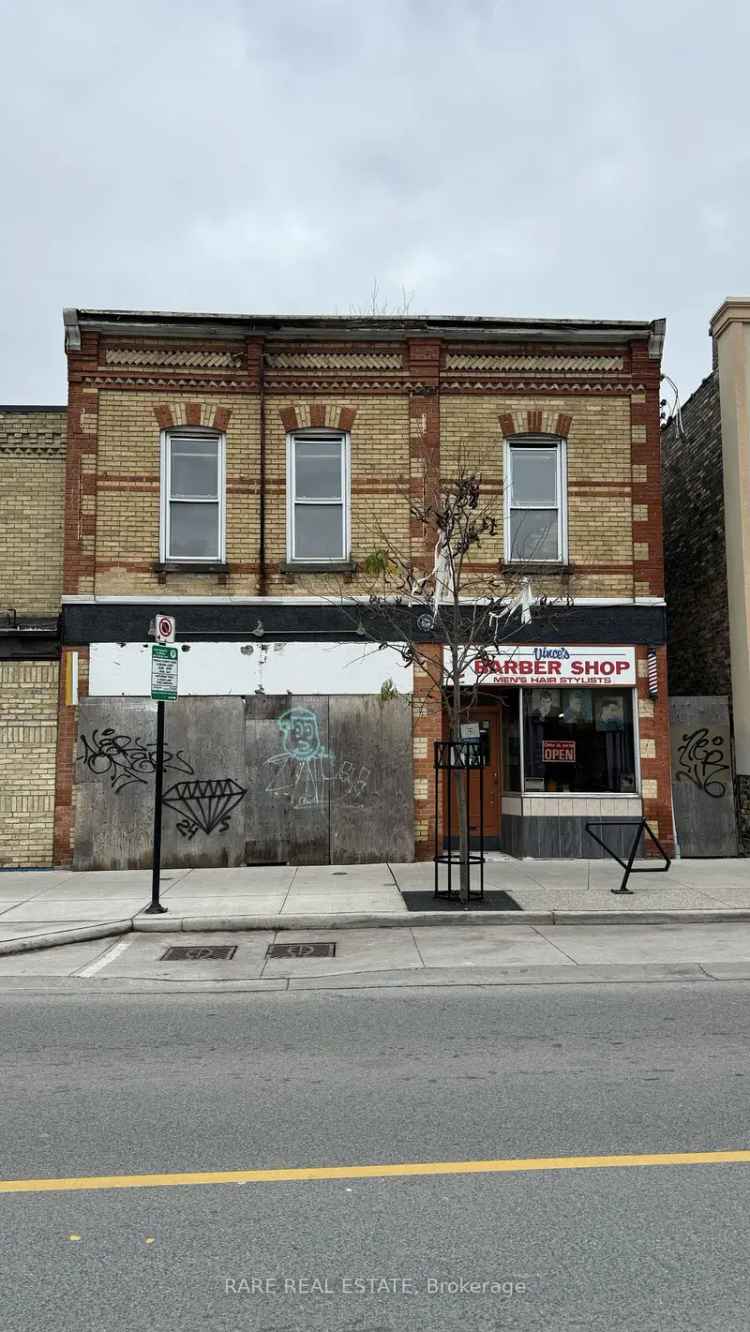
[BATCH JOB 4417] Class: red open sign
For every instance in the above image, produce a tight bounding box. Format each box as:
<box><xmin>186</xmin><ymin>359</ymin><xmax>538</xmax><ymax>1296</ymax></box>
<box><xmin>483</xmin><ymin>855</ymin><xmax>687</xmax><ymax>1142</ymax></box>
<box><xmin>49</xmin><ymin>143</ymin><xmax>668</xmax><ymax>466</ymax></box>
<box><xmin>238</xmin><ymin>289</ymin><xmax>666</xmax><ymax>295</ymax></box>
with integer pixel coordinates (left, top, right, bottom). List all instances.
<box><xmin>543</xmin><ymin>740</ymin><xmax>576</xmax><ymax>763</ymax></box>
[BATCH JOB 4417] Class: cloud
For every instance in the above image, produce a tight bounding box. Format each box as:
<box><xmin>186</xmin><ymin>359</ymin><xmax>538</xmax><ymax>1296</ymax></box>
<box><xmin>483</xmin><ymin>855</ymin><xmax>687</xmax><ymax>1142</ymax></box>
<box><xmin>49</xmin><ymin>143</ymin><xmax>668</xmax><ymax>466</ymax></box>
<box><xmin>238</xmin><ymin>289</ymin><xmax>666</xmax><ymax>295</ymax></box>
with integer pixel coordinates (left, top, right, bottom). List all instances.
<box><xmin>0</xmin><ymin>0</ymin><xmax>749</xmax><ymax>400</ymax></box>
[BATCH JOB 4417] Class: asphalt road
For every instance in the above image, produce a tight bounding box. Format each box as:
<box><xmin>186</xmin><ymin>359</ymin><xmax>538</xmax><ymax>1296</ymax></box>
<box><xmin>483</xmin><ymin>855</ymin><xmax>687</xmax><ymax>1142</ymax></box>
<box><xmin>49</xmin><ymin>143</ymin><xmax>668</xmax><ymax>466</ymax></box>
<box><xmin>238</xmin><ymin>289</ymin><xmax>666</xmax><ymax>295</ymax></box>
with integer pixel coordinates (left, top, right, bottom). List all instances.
<box><xmin>3</xmin><ymin>981</ymin><xmax>750</xmax><ymax>1331</ymax></box>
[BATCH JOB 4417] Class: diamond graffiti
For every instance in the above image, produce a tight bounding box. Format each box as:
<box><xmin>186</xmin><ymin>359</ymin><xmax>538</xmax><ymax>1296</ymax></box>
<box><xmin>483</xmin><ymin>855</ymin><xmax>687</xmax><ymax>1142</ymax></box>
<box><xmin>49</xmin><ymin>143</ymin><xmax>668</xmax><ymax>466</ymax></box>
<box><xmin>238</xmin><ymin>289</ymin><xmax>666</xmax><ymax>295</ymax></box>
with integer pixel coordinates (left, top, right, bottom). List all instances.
<box><xmin>162</xmin><ymin>778</ymin><xmax>248</xmax><ymax>840</ymax></box>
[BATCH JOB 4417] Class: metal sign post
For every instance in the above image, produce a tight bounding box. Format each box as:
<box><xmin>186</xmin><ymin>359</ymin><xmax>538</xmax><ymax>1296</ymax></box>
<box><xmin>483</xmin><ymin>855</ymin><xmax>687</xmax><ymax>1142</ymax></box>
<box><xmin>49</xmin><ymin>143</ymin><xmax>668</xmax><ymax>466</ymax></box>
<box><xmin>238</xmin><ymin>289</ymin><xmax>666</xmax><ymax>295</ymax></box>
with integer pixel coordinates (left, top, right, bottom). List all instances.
<box><xmin>145</xmin><ymin>621</ymin><xmax>178</xmax><ymax>915</ymax></box>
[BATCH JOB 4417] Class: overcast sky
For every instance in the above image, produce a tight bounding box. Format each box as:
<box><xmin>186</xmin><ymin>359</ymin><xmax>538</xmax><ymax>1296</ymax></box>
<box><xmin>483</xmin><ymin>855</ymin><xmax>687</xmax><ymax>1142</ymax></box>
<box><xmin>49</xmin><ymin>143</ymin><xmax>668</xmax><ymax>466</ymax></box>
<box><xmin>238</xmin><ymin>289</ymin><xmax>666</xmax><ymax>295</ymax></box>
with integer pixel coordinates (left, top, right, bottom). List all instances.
<box><xmin>1</xmin><ymin>0</ymin><xmax>748</xmax><ymax>405</ymax></box>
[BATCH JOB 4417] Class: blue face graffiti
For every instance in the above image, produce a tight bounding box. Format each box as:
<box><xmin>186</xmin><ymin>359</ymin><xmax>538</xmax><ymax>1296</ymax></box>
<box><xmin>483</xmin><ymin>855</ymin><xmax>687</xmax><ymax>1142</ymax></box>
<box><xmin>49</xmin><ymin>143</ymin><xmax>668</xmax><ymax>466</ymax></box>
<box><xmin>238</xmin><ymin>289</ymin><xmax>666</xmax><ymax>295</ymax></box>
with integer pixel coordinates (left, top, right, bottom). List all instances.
<box><xmin>277</xmin><ymin>708</ymin><xmax>324</xmax><ymax>759</ymax></box>
<box><xmin>265</xmin><ymin>707</ymin><xmax>371</xmax><ymax>811</ymax></box>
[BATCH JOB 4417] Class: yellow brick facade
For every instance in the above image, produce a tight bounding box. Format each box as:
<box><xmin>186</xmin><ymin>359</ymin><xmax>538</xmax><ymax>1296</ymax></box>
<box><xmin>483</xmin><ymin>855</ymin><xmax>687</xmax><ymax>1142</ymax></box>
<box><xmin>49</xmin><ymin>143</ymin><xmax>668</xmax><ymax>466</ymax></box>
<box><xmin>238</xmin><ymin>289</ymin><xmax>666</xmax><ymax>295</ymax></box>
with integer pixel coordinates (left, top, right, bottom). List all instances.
<box><xmin>0</xmin><ymin>661</ymin><xmax>59</xmax><ymax>866</ymax></box>
<box><xmin>265</xmin><ymin>395</ymin><xmax>411</xmax><ymax>596</ymax></box>
<box><xmin>441</xmin><ymin>394</ymin><xmax>634</xmax><ymax>598</ymax></box>
<box><xmin>0</xmin><ymin>409</ymin><xmax>65</xmax><ymax>613</ymax></box>
<box><xmin>94</xmin><ymin>390</ymin><xmax>261</xmax><ymax>596</ymax></box>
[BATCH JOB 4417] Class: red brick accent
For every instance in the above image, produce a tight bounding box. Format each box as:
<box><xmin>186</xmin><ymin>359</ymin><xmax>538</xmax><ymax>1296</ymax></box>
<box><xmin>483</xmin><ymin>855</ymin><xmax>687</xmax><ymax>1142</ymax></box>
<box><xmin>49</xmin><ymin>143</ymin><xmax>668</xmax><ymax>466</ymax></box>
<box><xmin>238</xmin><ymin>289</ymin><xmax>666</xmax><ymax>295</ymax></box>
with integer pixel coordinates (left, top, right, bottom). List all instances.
<box><xmin>279</xmin><ymin>406</ymin><xmax>298</xmax><ymax>432</ymax></box>
<box><xmin>53</xmin><ymin>646</ymin><xmax>90</xmax><ymax>865</ymax></box>
<box><xmin>213</xmin><ymin>406</ymin><xmax>232</xmax><ymax>432</ymax></box>
<box><xmin>556</xmin><ymin>412</ymin><xmax>573</xmax><ymax>437</ymax></box>
<box><xmin>499</xmin><ymin>413</ymin><xmax>515</xmax><ymax>437</ymax></box>
<box><xmin>636</xmin><ymin>644</ymin><xmax>674</xmax><ymax>856</ymax></box>
<box><xmin>408</xmin><ymin>339</ymin><xmax>442</xmax><ymax>385</ymax></box>
<box><xmin>310</xmin><ymin>404</ymin><xmax>326</xmax><ymax>428</ymax></box>
<box><xmin>527</xmin><ymin>409</ymin><xmax>543</xmax><ymax>433</ymax></box>
<box><xmin>185</xmin><ymin>402</ymin><xmax>202</xmax><ymax>426</ymax></box>
<box><xmin>629</xmin><ymin>337</ymin><xmax>664</xmax><ymax>598</ymax></box>
<box><xmin>412</xmin><ymin>645</ymin><xmax>445</xmax><ymax>859</ymax></box>
<box><xmin>153</xmin><ymin>403</ymin><xmax>174</xmax><ymax>429</ymax></box>
<box><xmin>62</xmin><ymin>368</ymin><xmax>100</xmax><ymax>596</ymax></box>
<box><xmin>338</xmin><ymin>406</ymin><xmax>357</xmax><ymax>432</ymax></box>
<box><xmin>245</xmin><ymin>336</ymin><xmax>264</xmax><ymax>387</ymax></box>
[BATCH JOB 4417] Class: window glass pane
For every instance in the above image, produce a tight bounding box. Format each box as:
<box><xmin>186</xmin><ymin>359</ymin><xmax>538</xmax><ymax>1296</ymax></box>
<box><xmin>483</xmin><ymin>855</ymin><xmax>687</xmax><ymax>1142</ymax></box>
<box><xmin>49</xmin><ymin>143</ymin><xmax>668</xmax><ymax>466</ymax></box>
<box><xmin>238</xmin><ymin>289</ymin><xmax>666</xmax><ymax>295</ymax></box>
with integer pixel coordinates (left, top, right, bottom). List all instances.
<box><xmin>501</xmin><ymin>693</ymin><xmax>522</xmax><ymax>792</ymax></box>
<box><xmin>170</xmin><ymin>438</ymin><xmax>219</xmax><ymax>499</ymax></box>
<box><xmin>295</xmin><ymin>439</ymin><xmax>342</xmax><ymax>499</ymax></box>
<box><xmin>169</xmin><ymin>502</ymin><xmax>219</xmax><ymax>558</ymax></box>
<box><xmin>511</xmin><ymin>447</ymin><xmax>557</xmax><ymax>505</ymax></box>
<box><xmin>294</xmin><ymin>503</ymin><xmax>344</xmax><ymax>559</ymax></box>
<box><xmin>509</xmin><ymin>509</ymin><xmax>559</xmax><ymax>561</ymax></box>
<box><xmin>523</xmin><ymin>688</ymin><xmax>636</xmax><ymax>793</ymax></box>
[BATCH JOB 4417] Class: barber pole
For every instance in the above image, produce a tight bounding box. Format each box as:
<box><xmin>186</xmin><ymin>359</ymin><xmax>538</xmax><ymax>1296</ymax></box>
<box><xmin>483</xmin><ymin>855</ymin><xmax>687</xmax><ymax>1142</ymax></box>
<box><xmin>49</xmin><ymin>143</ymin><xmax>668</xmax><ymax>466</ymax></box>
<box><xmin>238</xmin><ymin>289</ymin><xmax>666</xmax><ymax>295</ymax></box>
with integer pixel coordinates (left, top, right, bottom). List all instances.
<box><xmin>647</xmin><ymin>648</ymin><xmax>658</xmax><ymax>697</ymax></box>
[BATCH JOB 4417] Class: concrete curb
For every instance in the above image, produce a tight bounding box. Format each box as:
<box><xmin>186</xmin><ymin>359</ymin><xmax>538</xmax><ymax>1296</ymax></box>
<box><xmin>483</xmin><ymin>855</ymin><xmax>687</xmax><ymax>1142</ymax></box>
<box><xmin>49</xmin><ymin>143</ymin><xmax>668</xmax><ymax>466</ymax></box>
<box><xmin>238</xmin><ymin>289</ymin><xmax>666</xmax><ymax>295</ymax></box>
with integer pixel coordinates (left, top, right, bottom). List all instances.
<box><xmin>0</xmin><ymin>920</ymin><xmax>131</xmax><ymax>957</ymax></box>
<box><xmin>3</xmin><ymin>905</ymin><xmax>750</xmax><ymax>958</ymax></box>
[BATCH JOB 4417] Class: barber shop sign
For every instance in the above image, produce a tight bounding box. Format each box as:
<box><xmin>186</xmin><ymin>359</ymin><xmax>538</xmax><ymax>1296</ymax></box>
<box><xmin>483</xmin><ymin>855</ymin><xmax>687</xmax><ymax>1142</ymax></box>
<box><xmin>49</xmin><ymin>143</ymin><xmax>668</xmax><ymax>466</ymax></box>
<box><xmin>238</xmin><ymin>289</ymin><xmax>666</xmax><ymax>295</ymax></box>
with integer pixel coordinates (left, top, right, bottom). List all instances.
<box><xmin>456</xmin><ymin>645</ymin><xmax>637</xmax><ymax>688</ymax></box>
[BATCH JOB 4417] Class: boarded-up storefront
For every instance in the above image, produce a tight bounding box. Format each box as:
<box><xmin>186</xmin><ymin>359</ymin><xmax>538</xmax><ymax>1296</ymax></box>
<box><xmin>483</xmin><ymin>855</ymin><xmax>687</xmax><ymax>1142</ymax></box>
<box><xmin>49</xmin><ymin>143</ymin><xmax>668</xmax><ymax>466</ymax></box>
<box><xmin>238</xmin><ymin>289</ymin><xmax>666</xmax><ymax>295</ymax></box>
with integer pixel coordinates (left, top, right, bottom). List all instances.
<box><xmin>72</xmin><ymin>693</ymin><xmax>413</xmax><ymax>869</ymax></box>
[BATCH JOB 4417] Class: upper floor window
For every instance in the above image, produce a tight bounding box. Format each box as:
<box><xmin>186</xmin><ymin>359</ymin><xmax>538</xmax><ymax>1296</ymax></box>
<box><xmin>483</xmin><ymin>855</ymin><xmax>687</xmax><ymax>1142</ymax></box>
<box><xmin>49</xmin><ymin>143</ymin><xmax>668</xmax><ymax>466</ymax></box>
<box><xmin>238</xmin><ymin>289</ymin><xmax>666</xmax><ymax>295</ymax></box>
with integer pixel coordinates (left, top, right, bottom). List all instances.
<box><xmin>287</xmin><ymin>430</ymin><xmax>349</xmax><ymax>562</ymax></box>
<box><xmin>505</xmin><ymin>434</ymin><xmax>567</xmax><ymax>563</ymax></box>
<box><xmin>161</xmin><ymin>430</ymin><xmax>225</xmax><ymax>562</ymax></box>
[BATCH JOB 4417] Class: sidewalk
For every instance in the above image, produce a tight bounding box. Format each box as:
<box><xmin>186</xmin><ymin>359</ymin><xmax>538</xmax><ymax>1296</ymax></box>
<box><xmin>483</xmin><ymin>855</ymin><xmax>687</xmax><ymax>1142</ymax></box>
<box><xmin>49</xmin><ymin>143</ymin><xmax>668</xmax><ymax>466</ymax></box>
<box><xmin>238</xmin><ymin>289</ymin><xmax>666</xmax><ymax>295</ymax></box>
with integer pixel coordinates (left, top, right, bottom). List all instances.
<box><xmin>2</xmin><ymin>855</ymin><xmax>750</xmax><ymax>957</ymax></box>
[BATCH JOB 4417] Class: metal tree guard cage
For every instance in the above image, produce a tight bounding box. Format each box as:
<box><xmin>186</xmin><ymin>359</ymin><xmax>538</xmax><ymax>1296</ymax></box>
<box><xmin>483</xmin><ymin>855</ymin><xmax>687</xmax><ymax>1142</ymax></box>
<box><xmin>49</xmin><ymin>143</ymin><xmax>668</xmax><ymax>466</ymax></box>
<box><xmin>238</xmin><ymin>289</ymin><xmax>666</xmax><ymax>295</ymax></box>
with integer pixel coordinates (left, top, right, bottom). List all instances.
<box><xmin>434</xmin><ymin>737</ymin><xmax>485</xmax><ymax>901</ymax></box>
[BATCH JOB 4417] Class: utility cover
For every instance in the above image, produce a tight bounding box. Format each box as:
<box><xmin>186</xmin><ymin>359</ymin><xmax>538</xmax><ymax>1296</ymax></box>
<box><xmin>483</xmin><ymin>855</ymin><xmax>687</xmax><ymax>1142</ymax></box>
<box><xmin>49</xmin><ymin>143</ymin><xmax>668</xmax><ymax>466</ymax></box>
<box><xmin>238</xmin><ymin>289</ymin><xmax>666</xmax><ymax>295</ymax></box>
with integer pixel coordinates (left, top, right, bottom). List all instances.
<box><xmin>266</xmin><ymin>942</ymin><xmax>336</xmax><ymax>959</ymax></box>
<box><xmin>161</xmin><ymin>945</ymin><xmax>237</xmax><ymax>961</ymax></box>
<box><xmin>151</xmin><ymin>644</ymin><xmax>178</xmax><ymax>700</ymax></box>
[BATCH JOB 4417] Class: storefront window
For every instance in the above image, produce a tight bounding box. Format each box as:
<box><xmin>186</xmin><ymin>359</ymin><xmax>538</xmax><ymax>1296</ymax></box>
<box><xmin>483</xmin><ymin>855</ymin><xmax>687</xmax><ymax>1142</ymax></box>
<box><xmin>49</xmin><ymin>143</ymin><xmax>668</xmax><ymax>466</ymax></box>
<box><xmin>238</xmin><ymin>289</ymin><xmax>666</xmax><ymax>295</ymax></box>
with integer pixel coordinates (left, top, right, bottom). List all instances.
<box><xmin>502</xmin><ymin>696</ymin><xmax>522</xmax><ymax>792</ymax></box>
<box><xmin>523</xmin><ymin>688</ymin><xmax>636</xmax><ymax>794</ymax></box>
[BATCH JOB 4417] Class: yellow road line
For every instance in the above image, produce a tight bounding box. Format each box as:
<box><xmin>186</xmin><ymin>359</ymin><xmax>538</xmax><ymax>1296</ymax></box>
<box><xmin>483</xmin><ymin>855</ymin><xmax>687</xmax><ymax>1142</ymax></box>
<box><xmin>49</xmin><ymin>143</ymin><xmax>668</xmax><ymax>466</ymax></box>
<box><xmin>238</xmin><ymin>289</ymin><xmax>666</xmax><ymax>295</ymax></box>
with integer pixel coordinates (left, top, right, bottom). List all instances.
<box><xmin>2</xmin><ymin>1150</ymin><xmax>750</xmax><ymax>1196</ymax></box>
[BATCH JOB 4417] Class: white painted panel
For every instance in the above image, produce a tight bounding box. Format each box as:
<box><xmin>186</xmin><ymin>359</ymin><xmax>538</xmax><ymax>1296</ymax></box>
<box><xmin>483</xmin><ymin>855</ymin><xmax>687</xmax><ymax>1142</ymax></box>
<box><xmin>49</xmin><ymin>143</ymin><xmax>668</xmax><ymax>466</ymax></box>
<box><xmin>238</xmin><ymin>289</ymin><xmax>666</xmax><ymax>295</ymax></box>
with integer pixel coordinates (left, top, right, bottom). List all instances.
<box><xmin>89</xmin><ymin>641</ymin><xmax>414</xmax><ymax>698</ymax></box>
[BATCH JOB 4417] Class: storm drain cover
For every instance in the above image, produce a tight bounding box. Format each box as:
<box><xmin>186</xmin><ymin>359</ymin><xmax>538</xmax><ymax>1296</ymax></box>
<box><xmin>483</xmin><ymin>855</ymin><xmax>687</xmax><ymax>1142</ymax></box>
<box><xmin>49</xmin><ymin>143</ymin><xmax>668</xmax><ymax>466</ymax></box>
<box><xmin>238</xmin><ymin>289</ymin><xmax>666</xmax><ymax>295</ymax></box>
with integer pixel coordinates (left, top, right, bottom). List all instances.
<box><xmin>266</xmin><ymin>942</ymin><xmax>336</xmax><ymax>959</ymax></box>
<box><xmin>161</xmin><ymin>945</ymin><xmax>237</xmax><ymax>961</ymax></box>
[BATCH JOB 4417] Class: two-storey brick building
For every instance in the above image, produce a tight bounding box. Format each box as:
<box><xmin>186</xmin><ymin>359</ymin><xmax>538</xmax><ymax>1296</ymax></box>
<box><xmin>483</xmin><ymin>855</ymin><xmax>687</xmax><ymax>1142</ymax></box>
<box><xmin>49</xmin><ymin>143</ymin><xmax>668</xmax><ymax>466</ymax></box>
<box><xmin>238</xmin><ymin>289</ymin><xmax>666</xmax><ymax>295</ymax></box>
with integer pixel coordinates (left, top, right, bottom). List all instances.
<box><xmin>50</xmin><ymin>307</ymin><xmax>672</xmax><ymax>870</ymax></box>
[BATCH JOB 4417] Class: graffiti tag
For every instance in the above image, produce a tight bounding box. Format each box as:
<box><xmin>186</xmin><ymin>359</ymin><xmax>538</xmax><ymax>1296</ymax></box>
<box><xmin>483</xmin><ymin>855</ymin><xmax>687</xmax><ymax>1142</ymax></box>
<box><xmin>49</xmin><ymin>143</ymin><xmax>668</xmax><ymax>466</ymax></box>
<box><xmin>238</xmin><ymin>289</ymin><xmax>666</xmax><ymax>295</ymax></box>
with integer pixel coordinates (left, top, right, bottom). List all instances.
<box><xmin>675</xmin><ymin>728</ymin><xmax>730</xmax><ymax>799</ymax></box>
<box><xmin>77</xmin><ymin>729</ymin><xmax>194</xmax><ymax>794</ymax></box>
<box><xmin>163</xmin><ymin>777</ymin><xmax>247</xmax><ymax>839</ymax></box>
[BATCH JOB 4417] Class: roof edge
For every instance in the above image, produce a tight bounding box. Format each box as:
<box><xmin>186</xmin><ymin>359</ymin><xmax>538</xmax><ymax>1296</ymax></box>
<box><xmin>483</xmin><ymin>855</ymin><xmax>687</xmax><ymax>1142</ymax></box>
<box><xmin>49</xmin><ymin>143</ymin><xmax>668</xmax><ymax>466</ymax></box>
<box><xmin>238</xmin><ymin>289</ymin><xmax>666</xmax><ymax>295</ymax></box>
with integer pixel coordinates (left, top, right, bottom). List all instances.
<box><xmin>66</xmin><ymin>307</ymin><xmax>660</xmax><ymax>347</ymax></box>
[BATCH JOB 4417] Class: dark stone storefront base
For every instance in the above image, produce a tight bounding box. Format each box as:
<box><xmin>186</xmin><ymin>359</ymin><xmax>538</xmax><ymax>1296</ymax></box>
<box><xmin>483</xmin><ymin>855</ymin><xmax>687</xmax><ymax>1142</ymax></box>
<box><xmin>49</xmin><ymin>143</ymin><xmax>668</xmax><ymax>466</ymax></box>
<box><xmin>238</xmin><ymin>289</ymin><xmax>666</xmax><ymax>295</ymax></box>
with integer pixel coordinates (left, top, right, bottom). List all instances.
<box><xmin>502</xmin><ymin>815</ymin><xmax>640</xmax><ymax>860</ymax></box>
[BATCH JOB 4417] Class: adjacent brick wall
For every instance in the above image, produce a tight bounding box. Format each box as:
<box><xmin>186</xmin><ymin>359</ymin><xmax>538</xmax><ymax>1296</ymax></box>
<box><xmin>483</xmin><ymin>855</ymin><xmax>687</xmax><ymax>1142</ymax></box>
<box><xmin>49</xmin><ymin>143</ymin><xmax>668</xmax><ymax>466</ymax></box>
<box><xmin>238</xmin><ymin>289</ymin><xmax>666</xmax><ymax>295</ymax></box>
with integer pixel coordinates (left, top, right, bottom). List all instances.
<box><xmin>0</xmin><ymin>408</ymin><xmax>65</xmax><ymax>612</ymax></box>
<box><xmin>662</xmin><ymin>371</ymin><xmax>730</xmax><ymax>695</ymax></box>
<box><xmin>0</xmin><ymin>661</ymin><xmax>59</xmax><ymax>866</ymax></box>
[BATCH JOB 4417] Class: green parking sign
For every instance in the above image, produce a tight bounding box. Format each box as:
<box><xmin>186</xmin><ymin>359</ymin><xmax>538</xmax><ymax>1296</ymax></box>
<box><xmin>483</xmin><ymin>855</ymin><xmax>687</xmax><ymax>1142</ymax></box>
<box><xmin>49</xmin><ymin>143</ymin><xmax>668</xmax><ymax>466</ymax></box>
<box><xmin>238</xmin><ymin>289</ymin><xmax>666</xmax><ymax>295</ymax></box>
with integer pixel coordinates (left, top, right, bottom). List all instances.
<box><xmin>151</xmin><ymin>644</ymin><xmax>178</xmax><ymax>700</ymax></box>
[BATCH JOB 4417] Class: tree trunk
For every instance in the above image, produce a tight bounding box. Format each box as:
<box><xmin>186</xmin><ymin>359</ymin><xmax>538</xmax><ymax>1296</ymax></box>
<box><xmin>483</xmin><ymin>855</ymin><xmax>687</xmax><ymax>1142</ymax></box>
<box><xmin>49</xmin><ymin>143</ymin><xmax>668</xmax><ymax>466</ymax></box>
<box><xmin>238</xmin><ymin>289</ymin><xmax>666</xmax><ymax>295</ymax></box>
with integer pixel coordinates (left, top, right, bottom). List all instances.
<box><xmin>451</xmin><ymin>673</ymin><xmax>470</xmax><ymax>905</ymax></box>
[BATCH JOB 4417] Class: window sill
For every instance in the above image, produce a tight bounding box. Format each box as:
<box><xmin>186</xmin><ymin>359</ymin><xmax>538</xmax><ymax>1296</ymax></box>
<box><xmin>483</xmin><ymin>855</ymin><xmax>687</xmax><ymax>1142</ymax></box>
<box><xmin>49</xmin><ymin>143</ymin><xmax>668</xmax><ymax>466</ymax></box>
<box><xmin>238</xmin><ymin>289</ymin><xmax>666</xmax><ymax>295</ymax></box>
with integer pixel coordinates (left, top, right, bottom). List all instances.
<box><xmin>154</xmin><ymin>561</ymin><xmax>230</xmax><ymax>584</ymax></box>
<box><xmin>280</xmin><ymin>561</ymin><xmax>358</xmax><ymax>575</ymax></box>
<box><xmin>501</xmin><ymin>561</ymin><xmax>574</xmax><ymax>575</ymax></box>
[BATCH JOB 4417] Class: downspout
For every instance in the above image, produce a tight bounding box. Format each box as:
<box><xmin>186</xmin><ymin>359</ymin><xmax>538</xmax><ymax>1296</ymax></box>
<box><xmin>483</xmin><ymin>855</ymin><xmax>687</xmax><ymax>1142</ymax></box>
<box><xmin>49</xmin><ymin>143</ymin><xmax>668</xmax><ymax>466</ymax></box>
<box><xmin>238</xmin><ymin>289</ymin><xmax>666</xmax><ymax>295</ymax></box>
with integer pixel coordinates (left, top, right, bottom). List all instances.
<box><xmin>258</xmin><ymin>342</ymin><xmax>267</xmax><ymax>597</ymax></box>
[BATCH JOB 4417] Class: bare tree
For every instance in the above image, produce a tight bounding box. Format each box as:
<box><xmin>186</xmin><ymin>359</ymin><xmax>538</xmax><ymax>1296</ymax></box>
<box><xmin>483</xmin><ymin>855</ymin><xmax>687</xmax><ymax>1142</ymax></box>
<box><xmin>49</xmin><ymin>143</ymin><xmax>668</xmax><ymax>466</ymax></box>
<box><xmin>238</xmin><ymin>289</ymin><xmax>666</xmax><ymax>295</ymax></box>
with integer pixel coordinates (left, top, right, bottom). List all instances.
<box><xmin>348</xmin><ymin>278</ymin><xmax>417</xmax><ymax>317</ymax></box>
<box><xmin>328</xmin><ymin>462</ymin><xmax>572</xmax><ymax>904</ymax></box>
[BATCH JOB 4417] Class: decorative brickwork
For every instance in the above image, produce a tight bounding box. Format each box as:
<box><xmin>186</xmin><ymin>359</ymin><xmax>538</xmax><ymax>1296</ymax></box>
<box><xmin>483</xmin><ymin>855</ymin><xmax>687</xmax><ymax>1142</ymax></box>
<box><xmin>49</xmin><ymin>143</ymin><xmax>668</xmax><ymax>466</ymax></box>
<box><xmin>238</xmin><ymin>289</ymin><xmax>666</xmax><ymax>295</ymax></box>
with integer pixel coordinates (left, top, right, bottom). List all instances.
<box><xmin>0</xmin><ymin>409</ymin><xmax>66</xmax><ymax>613</ymax></box>
<box><xmin>276</xmin><ymin>403</ymin><xmax>358</xmax><ymax>435</ymax></box>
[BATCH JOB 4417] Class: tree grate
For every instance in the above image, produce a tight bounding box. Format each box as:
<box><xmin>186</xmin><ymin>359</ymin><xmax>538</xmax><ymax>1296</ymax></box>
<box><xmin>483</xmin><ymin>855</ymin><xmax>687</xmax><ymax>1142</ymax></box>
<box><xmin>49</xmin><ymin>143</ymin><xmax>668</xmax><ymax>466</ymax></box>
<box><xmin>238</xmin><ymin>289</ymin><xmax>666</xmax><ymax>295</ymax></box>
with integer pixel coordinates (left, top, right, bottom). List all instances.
<box><xmin>161</xmin><ymin>945</ymin><xmax>238</xmax><ymax>961</ymax></box>
<box><xmin>266</xmin><ymin>942</ymin><xmax>336</xmax><ymax>959</ymax></box>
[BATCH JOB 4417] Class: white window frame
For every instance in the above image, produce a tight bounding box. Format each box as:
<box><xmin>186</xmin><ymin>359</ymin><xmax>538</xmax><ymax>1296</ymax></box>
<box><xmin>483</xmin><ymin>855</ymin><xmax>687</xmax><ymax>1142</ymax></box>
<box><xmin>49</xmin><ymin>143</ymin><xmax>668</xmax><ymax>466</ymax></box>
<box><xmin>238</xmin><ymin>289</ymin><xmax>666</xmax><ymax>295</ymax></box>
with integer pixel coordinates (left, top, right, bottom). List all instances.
<box><xmin>286</xmin><ymin>429</ymin><xmax>350</xmax><ymax>563</ymax></box>
<box><xmin>518</xmin><ymin>685</ymin><xmax>641</xmax><ymax>797</ymax></box>
<box><xmin>504</xmin><ymin>434</ymin><xmax>568</xmax><ymax>563</ymax></box>
<box><xmin>160</xmin><ymin>428</ymin><xmax>226</xmax><ymax>563</ymax></box>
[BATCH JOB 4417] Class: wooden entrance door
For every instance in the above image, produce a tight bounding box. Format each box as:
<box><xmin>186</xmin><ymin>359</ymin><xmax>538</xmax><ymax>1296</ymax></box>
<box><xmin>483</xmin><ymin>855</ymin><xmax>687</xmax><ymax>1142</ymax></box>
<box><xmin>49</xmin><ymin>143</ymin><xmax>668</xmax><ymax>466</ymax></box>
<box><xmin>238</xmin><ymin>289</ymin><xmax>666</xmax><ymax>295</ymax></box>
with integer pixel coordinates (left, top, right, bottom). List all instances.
<box><xmin>445</xmin><ymin>709</ymin><xmax>501</xmax><ymax>844</ymax></box>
